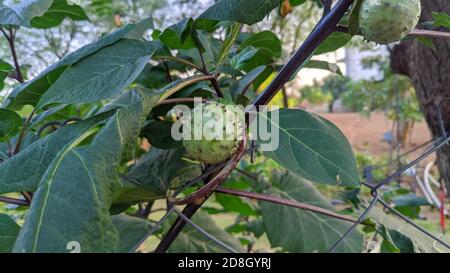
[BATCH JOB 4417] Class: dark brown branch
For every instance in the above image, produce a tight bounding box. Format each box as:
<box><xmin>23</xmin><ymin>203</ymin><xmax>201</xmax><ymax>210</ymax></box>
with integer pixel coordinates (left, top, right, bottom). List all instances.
<box><xmin>162</xmin><ymin>60</ymin><xmax>173</xmax><ymax>82</ymax></box>
<box><xmin>155</xmin><ymin>136</ymin><xmax>247</xmax><ymax>253</ymax></box>
<box><xmin>7</xmin><ymin>27</ymin><xmax>24</xmax><ymax>83</ymax></box>
<box><xmin>0</xmin><ymin>196</ymin><xmax>30</xmax><ymax>206</ymax></box>
<box><xmin>251</xmin><ymin>0</ymin><xmax>354</xmax><ymax>109</ymax></box>
<box><xmin>215</xmin><ymin>187</ymin><xmax>357</xmax><ymax>223</ymax></box>
<box><xmin>167</xmin><ymin>134</ymin><xmax>247</xmax><ymax>205</ymax></box>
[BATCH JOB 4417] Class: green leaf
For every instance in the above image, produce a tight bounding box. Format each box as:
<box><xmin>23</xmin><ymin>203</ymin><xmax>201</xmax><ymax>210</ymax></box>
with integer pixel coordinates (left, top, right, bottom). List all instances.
<box><xmin>230</xmin><ymin>65</ymin><xmax>266</xmax><ymax>100</ymax></box>
<box><xmin>347</xmin><ymin>0</ymin><xmax>363</xmax><ymax>35</ymax></box>
<box><xmin>0</xmin><ymin>59</ymin><xmax>13</xmax><ymax>90</ymax></box>
<box><xmin>260</xmin><ymin>171</ymin><xmax>363</xmax><ymax>253</ymax></box>
<box><xmin>230</xmin><ymin>46</ymin><xmax>258</xmax><ymax>70</ymax></box>
<box><xmin>0</xmin><ymin>109</ymin><xmax>22</xmax><ymax>142</ymax></box>
<box><xmin>121</xmin><ymin>148</ymin><xmax>201</xmax><ymax>199</ymax></box>
<box><xmin>314</xmin><ymin>32</ymin><xmax>352</xmax><ymax>55</ymax></box>
<box><xmin>199</xmin><ymin>0</ymin><xmax>282</xmax><ymax>25</ymax></box>
<box><xmin>0</xmin><ymin>111</ymin><xmax>113</xmax><ymax>194</ymax></box>
<box><xmin>159</xmin><ymin>18</ymin><xmax>196</xmax><ymax>50</ymax></box>
<box><xmin>112</xmin><ymin>214</ymin><xmax>151</xmax><ymax>253</ymax></box>
<box><xmin>369</xmin><ymin>207</ymin><xmax>450</xmax><ymax>253</ymax></box>
<box><xmin>13</xmin><ymin>93</ymin><xmax>159</xmax><ymax>252</ymax></box>
<box><xmin>30</xmin><ymin>0</ymin><xmax>88</xmax><ymax>29</ymax></box>
<box><xmin>4</xmin><ymin>24</ymin><xmax>142</xmax><ymax>109</ymax></box>
<box><xmin>416</xmin><ymin>36</ymin><xmax>437</xmax><ymax>52</ymax></box>
<box><xmin>239</xmin><ymin>31</ymin><xmax>281</xmax><ymax>71</ymax></box>
<box><xmin>257</xmin><ymin>108</ymin><xmax>359</xmax><ymax>187</ymax></box>
<box><xmin>216</xmin><ymin>23</ymin><xmax>242</xmax><ymax>67</ymax></box>
<box><xmin>167</xmin><ymin>211</ymin><xmax>244</xmax><ymax>253</ymax></box>
<box><xmin>432</xmin><ymin>12</ymin><xmax>450</xmax><ymax>30</ymax></box>
<box><xmin>36</xmin><ymin>39</ymin><xmax>157</xmax><ymax>108</ymax></box>
<box><xmin>215</xmin><ymin>193</ymin><xmax>257</xmax><ymax>216</ymax></box>
<box><xmin>304</xmin><ymin>60</ymin><xmax>343</xmax><ymax>76</ymax></box>
<box><xmin>0</xmin><ymin>0</ymin><xmax>53</xmax><ymax>27</ymax></box>
<box><xmin>0</xmin><ymin>213</ymin><xmax>21</xmax><ymax>253</ymax></box>
<box><xmin>141</xmin><ymin>119</ymin><xmax>182</xmax><ymax>150</ymax></box>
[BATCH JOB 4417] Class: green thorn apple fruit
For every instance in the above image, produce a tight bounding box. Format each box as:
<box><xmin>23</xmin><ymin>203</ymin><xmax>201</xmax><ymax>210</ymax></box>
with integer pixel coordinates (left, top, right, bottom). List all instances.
<box><xmin>359</xmin><ymin>0</ymin><xmax>421</xmax><ymax>44</ymax></box>
<box><xmin>182</xmin><ymin>101</ymin><xmax>243</xmax><ymax>164</ymax></box>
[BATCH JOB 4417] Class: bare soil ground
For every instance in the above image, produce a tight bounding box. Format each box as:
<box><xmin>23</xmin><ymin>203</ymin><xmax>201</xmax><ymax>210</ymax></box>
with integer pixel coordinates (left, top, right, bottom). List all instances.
<box><xmin>319</xmin><ymin>112</ymin><xmax>432</xmax><ymax>158</ymax></box>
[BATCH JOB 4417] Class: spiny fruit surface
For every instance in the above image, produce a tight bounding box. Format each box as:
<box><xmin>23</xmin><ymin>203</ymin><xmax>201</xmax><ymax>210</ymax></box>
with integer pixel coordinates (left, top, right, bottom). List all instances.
<box><xmin>359</xmin><ymin>0</ymin><xmax>421</xmax><ymax>44</ymax></box>
<box><xmin>182</xmin><ymin>101</ymin><xmax>243</xmax><ymax>164</ymax></box>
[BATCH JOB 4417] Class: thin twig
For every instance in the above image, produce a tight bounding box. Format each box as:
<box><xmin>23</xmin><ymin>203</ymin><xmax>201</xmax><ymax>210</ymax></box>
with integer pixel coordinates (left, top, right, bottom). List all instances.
<box><xmin>215</xmin><ymin>187</ymin><xmax>357</xmax><ymax>223</ymax></box>
<box><xmin>157</xmin><ymin>97</ymin><xmax>206</xmax><ymax>106</ymax></box>
<box><xmin>234</xmin><ymin>168</ymin><xmax>259</xmax><ymax>181</ymax></box>
<box><xmin>173</xmin><ymin>208</ymin><xmax>239</xmax><ymax>253</ymax></box>
<box><xmin>154</xmin><ymin>56</ymin><xmax>205</xmax><ymax>73</ymax></box>
<box><xmin>162</xmin><ymin>60</ymin><xmax>173</xmax><ymax>82</ymax></box>
<box><xmin>328</xmin><ymin>190</ymin><xmax>379</xmax><ymax>253</ymax></box>
<box><xmin>0</xmin><ymin>196</ymin><xmax>30</xmax><ymax>206</ymax></box>
<box><xmin>336</xmin><ymin>26</ymin><xmax>450</xmax><ymax>40</ymax></box>
<box><xmin>7</xmin><ymin>27</ymin><xmax>24</xmax><ymax>83</ymax></box>
<box><xmin>409</xmin><ymin>29</ymin><xmax>450</xmax><ymax>39</ymax></box>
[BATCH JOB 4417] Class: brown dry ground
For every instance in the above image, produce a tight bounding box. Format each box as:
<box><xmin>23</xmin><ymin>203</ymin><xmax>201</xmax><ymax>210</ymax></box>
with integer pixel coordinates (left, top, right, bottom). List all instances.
<box><xmin>319</xmin><ymin>112</ymin><xmax>432</xmax><ymax>159</ymax></box>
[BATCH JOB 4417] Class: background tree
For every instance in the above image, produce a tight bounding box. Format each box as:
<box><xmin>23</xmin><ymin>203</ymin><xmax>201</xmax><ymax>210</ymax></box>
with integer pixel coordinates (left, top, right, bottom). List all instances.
<box><xmin>391</xmin><ymin>0</ymin><xmax>450</xmax><ymax>188</ymax></box>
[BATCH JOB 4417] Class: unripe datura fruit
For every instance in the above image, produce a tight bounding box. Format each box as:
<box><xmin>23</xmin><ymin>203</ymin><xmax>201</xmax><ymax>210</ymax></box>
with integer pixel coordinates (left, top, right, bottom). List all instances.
<box><xmin>182</xmin><ymin>101</ymin><xmax>243</xmax><ymax>164</ymax></box>
<box><xmin>359</xmin><ymin>0</ymin><xmax>421</xmax><ymax>44</ymax></box>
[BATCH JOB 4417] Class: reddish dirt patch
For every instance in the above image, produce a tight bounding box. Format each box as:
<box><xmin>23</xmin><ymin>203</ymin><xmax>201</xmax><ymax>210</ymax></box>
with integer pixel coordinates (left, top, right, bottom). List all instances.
<box><xmin>319</xmin><ymin>112</ymin><xmax>432</xmax><ymax>159</ymax></box>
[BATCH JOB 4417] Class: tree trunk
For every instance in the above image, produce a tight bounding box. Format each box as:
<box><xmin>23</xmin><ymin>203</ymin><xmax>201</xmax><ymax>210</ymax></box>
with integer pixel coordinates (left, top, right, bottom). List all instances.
<box><xmin>391</xmin><ymin>0</ymin><xmax>450</xmax><ymax>189</ymax></box>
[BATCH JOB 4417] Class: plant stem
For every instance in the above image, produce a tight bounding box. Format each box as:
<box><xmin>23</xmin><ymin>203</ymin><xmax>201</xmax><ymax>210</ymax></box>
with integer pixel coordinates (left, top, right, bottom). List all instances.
<box><xmin>162</xmin><ymin>60</ymin><xmax>173</xmax><ymax>82</ymax></box>
<box><xmin>215</xmin><ymin>187</ymin><xmax>357</xmax><ymax>223</ymax></box>
<box><xmin>156</xmin><ymin>0</ymin><xmax>354</xmax><ymax>253</ymax></box>
<box><xmin>0</xmin><ymin>196</ymin><xmax>30</xmax><ymax>206</ymax></box>
<box><xmin>154</xmin><ymin>202</ymin><xmax>204</xmax><ymax>253</ymax></box>
<box><xmin>6</xmin><ymin>27</ymin><xmax>24</xmax><ymax>83</ymax></box>
<box><xmin>157</xmin><ymin>97</ymin><xmax>206</xmax><ymax>106</ymax></box>
<box><xmin>251</xmin><ymin>0</ymin><xmax>354</xmax><ymax>109</ymax></box>
<box><xmin>154</xmin><ymin>56</ymin><xmax>205</xmax><ymax>73</ymax></box>
<box><xmin>336</xmin><ymin>26</ymin><xmax>450</xmax><ymax>40</ymax></box>
<box><xmin>156</xmin><ymin>137</ymin><xmax>247</xmax><ymax>252</ymax></box>
<box><xmin>409</xmin><ymin>29</ymin><xmax>450</xmax><ymax>39</ymax></box>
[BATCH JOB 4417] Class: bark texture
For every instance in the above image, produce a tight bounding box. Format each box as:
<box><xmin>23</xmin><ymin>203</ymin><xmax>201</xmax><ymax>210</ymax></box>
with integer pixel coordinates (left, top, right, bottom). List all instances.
<box><xmin>391</xmin><ymin>0</ymin><xmax>450</xmax><ymax>188</ymax></box>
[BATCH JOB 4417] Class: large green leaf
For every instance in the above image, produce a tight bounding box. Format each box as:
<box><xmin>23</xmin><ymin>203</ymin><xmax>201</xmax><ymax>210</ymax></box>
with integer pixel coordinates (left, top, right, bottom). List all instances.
<box><xmin>199</xmin><ymin>0</ymin><xmax>282</xmax><ymax>25</ymax></box>
<box><xmin>257</xmin><ymin>108</ymin><xmax>359</xmax><ymax>187</ymax></box>
<box><xmin>260</xmin><ymin>171</ymin><xmax>363</xmax><ymax>253</ymax></box>
<box><xmin>0</xmin><ymin>59</ymin><xmax>13</xmax><ymax>90</ymax></box>
<box><xmin>0</xmin><ymin>213</ymin><xmax>21</xmax><ymax>253</ymax></box>
<box><xmin>36</xmin><ymin>39</ymin><xmax>157</xmax><ymax>108</ymax></box>
<box><xmin>239</xmin><ymin>31</ymin><xmax>281</xmax><ymax>71</ymax></box>
<box><xmin>432</xmin><ymin>12</ymin><xmax>450</xmax><ymax>30</ymax></box>
<box><xmin>4</xmin><ymin>24</ymin><xmax>141</xmax><ymax>109</ymax></box>
<box><xmin>167</xmin><ymin>211</ymin><xmax>244</xmax><ymax>253</ymax></box>
<box><xmin>117</xmin><ymin>148</ymin><xmax>202</xmax><ymax>203</ymax></box>
<box><xmin>13</xmin><ymin>93</ymin><xmax>159</xmax><ymax>252</ymax></box>
<box><xmin>369</xmin><ymin>207</ymin><xmax>450</xmax><ymax>253</ymax></box>
<box><xmin>30</xmin><ymin>0</ymin><xmax>89</xmax><ymax>29</ymax></box>
<box><xmin>0</xmin><ymin>0</ymin><xmax>52</xmax><ymax>27</ymax></box>
<box><xmin>0</xmin><ymin>108</ymin><xmax>22</xmax><ymax>142</ymax></box>
<box><xmin>158</xmin><ymin>18</ymin><xmax>196</xmax><ymax>50</ymax></box>
<box><xmin>0</xmin><ymin>111</ymin><xmax>113</xmax><ymax>194</ymax></box>
<box><xmin>230</xmin><ymin>65</ymin><xmax>266</xmax><ymax>100</ymax></box>
<box><xmin>314</xmin><ymin>32</ymin><xmax>352</xmax><ymax>55</ymax></box>
<box><xmin>112</xmin><ymin>214</ymin><xmax>151</xmax><ymax>253</ymax></box>
<box><xmin>304</xmin><ymin>60</ymin><xmax>343</xmax><ymax>76</ymax></box>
